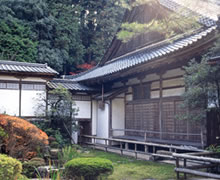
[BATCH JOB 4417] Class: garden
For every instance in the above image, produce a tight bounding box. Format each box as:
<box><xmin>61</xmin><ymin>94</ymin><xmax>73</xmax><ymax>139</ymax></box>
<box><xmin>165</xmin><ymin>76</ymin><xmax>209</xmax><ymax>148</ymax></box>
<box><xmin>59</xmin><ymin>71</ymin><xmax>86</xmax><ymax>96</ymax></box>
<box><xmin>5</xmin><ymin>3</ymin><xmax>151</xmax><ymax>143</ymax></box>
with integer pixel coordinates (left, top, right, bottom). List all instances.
<box><xmin>0</xmin><ymin>114</ymin><xmax>176</xmax><ymax>180</ymax></box>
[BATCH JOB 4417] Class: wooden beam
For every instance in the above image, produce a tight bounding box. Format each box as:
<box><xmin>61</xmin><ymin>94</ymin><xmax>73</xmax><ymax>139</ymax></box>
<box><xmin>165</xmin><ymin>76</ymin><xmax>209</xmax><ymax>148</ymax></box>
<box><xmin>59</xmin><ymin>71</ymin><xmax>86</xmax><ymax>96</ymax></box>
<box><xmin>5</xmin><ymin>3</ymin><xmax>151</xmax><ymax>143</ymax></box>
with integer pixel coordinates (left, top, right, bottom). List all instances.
<box><xmin>173</xmin><ymin>153</ymin><xmax>220</xmax><ymax>163</ymax></box>
<box><xmin>175</xmin><ymin>168</ymin><xmax>220</xmax><ymax>179</ymax></box>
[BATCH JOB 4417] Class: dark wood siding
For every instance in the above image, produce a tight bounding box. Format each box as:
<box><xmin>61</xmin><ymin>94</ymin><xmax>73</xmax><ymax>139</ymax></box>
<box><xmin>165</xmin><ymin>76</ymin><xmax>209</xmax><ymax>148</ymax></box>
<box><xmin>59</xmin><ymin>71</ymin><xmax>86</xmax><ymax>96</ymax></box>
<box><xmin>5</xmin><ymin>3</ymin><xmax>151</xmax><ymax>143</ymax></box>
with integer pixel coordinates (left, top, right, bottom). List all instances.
<box><xmin>125</xmin><ymin>98</ymin><xmax>201</xmax><ymax>144</ymax></box>
<box><xmin>125</xmin><ymin>101</ymin><xmax>159</xmax><ymax>137</ymax></box>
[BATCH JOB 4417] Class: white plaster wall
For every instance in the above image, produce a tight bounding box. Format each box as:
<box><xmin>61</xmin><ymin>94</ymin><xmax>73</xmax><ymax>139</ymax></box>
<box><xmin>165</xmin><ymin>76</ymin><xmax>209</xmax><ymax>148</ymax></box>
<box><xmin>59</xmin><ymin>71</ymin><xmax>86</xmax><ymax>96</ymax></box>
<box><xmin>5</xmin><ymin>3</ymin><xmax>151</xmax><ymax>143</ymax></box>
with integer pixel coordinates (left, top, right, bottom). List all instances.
<box><xmin>163</xmin><ymin>78</ymin><xmax>184</xmax><ymax>88</ymax></box>
<box><xmin>162</xmin><ymin>68</ymin><xmax>185</xmax><ymax>78</ymax></box>
<box><xmin>126</xmin><ymin>78</ymin><xmax>140</xmax><ymax>86</ymax></box>
<box><xmin>126</xmin><ymin>94</ymin><xmax>133</xmax><ymax>101</ymax></box>
<box><xmin>21</xmin><ymin>90</ymin><xmax>46</xmax><ymax>116</ymax></box>
<box><xmin>151</xmin><ymin>81</ymin><xmax>160</xmax><ymax>89</ymax></box>
<box><xmin>142</xmin><ymin>73</ymin><xmax>160</xmax><ymax>82</ymax></box>
<box><xmin>0</xmin><ymin>75</ymin><xmax>19</xmax><ymax>81</ymax></box>
<box><xmin>0</xmin><ymin>89</ymin><xmax>19</xmax><ymax>115</ymax></box>
<box><xmin>75</xmin><ymin>101</ymin><xmax>91</xmax><ymax>119</ymax></box>
<box><xmin>92</xmin><ymin>100</ymin><xmax>98</xmax><ymax>135</ymax></box>
<box><xmin>128</xmin><ymin>87</ymin><xmax>132</xmax><ymax>93</ymax></box>
<box><xmin>22</xmin><ymin>77</ymin><xmax>47</xmax><ymax>82</ymax></box>
<box><xmin>97</xmin><ymin>101</ymin><xmax>109</xmax><ymax>144</ymax></box>
<box><xmin>151</xmin><ymin>90</ymin><xmax>160</xmax><ymax>99</ymax></box>
<box><xmin>163</xmin><ymin>87</ymin><xmax>185</xmax><ymax>97</ymax></box>
<box><xmin>112</xmin><ymin>98</ymin><xmax>125</xmax><ymax>136</ymax></box>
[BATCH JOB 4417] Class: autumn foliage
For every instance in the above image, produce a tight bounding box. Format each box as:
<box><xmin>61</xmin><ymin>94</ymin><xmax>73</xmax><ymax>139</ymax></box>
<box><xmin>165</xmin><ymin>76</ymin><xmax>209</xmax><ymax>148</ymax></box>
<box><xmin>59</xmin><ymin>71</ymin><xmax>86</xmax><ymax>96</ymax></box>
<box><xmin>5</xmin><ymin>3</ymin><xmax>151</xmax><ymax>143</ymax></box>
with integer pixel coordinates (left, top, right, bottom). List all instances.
<box><xmin>0</xmin><ymin>114</ymin><xmax>48</xmax><ymax>159</ymax></box>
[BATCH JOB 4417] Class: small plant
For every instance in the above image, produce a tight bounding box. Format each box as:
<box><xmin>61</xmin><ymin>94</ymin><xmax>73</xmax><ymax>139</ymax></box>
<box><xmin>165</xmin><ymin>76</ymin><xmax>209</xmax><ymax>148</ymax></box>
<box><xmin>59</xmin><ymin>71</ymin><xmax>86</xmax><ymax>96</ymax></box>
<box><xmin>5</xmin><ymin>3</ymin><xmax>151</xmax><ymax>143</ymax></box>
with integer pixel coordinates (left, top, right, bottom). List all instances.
<box><xmin>64</xmin><ymin>157</ymin><xmax>114</xmax><ymax>180</ymax></box>
<box><xmin>58</xmin><ymin>145</ymin><xmax>79</xmax><ymax>165</ymax></box>
<box><xmin>22</xmin><ymin>158</ymin><xmax>46</xmax><ymax>178</ymax></box>
<box><xmin>0</xmin><ymin>154</ymin><xmax>22</xmax><ymax>180</ymax></box>
<box><xmin>206</xmin><ymin>144</ymin><xmax>220</xmax><ymax>153</ymax></box>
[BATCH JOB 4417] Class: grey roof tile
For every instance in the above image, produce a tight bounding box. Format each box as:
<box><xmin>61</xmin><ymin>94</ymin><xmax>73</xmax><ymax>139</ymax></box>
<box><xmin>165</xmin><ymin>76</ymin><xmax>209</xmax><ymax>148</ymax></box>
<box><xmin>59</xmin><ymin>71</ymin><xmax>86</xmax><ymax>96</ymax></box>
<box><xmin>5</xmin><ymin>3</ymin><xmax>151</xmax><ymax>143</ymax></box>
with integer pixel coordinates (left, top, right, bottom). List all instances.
<box><xmin>159</xmin><ymin>0</ymin><xmax>217</xmax><ymax>27</ymax></box>
<box><xmin>0</xmin><ymin>60</ymin><xmax>58</xmax><ymax>75</ymax></box>
<box><xmin>48</xmin><ymin>79</ymin><xmax>97</xmax><ymax>92</ymax></box>
<box><xmin>71</xmin><ymin>26</ymin><xmax>216</xmax><ymax>82</ymax></box>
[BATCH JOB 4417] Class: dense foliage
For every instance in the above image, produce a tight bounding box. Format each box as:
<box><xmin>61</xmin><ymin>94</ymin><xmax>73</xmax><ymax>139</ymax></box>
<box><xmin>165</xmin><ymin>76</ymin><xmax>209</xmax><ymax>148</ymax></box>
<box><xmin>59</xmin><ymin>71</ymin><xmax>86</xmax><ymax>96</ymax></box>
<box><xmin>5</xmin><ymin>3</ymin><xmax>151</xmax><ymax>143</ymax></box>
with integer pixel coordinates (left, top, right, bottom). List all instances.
<box><xmin>0</xmin><ymin>0</ymin><xmax>124</xmax><ymax>74</ymax></box>
<box><xmin>64</xmin><ymin>157</ymin><xmax>114</xmax><ymax>179</ymax></box>
<box><xmin>35</xmin><ymin>86</ymin><xmax>79</xmax><ymax>145</ymax></box>
<box><xmin>22</xmin><ymin>158</ymin><xmax>46</xmax><ymax>178</ymax></box>
<box><xmin>0</xmin><ymin>114</ymin><xmax>48</xmax><ymax>159</ymax></box>
<box><xmin>0</xmin><ymin>154</ymin><xmax>22</xmax><ymax>180</ymax></box>
<box><xmin>183</xmin><ymin>37</ymin><xmax>220</xmax><ymax>123</ymax></box>
<box><xmin>117</xmin><ymin>0</ymin><xmax>200</xmax><ymax>42</ymax></box>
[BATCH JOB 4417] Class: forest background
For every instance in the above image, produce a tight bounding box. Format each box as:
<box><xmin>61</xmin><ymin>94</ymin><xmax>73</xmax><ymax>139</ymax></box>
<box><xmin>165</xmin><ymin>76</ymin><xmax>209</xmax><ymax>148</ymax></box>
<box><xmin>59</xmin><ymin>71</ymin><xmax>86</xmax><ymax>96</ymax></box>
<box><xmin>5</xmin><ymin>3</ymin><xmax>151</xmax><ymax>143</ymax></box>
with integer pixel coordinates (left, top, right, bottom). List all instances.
<box><xmin>0</xmin><ymin>0</ymin><xmax>125</xmax><ymax>74</ymax></box>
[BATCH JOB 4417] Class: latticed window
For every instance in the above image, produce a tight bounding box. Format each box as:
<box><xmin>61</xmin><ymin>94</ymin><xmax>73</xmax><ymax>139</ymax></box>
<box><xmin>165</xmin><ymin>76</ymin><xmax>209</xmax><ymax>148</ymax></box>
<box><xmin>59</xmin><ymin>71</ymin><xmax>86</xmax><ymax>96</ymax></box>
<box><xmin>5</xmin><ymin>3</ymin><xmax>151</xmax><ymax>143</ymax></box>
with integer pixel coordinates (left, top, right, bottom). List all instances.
<box><xmin>22</xmin><ymin>84</ymin><xmax>46</xmax><ymax>91</ymax></box>
<box><xmin>133</xmin><ymin>83</ymin><xmax>150</xmax><ymax>100</ymax></box>
<box><xmin>0</xmin><ymin>82</ymin><xmax>19</xmax><ymax>89</ymax></box>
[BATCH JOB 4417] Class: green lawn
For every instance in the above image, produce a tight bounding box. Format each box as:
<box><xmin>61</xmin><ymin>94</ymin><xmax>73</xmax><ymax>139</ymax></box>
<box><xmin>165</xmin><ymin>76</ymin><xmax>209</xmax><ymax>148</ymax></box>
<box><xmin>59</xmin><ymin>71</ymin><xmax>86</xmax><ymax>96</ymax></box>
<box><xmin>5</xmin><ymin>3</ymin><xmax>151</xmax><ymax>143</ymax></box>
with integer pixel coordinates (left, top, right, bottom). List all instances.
<box><xmin>81</xmin><ymin>149</ymin><xmax>176</xmax><ymax>180</ymax></box>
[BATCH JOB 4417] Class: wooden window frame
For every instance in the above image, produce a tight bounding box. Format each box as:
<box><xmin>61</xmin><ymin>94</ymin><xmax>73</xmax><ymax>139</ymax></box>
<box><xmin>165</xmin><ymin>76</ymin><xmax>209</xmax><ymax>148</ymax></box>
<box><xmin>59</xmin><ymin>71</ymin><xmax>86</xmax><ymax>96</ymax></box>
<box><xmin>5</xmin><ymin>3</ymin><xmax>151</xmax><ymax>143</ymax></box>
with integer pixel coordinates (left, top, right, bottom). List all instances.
<box><xmin>133</xmin><ymin>83</ymin><xmax>151</xmax><ymax>100</ymax></box>
<box><xmin>22</xmin><ymin>83</ymin><xmax>46</xmax><ymax>91</ymax></box>
<box><xmin>0</xmin><ymin>82</ymin><xmax>19</xmax><ymax>90</ymax></box>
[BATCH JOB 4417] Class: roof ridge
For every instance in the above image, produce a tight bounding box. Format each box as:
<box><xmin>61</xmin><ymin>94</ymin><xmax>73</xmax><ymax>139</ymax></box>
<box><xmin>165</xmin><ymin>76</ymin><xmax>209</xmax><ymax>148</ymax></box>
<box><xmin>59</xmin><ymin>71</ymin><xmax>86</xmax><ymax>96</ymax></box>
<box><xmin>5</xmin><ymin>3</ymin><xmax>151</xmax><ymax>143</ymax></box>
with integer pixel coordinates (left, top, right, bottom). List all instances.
<box><xmin>159</xmin><ymin>0</ymin><xmax>217</xmax><ymax>26</ymax></box>
<box><xmin>63</xmin><ymin>66</ymin><xmax>98</xmax><ymax>80</ymax></box>
<box><xmin>51</xmin><ymin>78</ymin><xmax>80</xmax><ymax>83</ymax></box>
<box><xmin>106</xmin><ymin>27</ymin><xmax>206</xmax><ymax>65</ymax></box>
<box><xmin>0</xmin><ymin>60</ymin><xmax>47</xmax><ymax>68</ymax></box>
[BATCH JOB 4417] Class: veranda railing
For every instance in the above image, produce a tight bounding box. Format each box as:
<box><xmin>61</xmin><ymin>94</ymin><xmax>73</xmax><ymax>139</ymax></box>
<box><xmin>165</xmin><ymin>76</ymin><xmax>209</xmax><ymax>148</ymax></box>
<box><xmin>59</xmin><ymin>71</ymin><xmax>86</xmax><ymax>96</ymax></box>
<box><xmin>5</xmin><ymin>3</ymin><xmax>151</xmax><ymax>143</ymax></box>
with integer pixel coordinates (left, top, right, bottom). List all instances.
<box><xmin>110</xmin><ymin>128</ymin><xmax>203</xmax><ymax>148</ymax></box>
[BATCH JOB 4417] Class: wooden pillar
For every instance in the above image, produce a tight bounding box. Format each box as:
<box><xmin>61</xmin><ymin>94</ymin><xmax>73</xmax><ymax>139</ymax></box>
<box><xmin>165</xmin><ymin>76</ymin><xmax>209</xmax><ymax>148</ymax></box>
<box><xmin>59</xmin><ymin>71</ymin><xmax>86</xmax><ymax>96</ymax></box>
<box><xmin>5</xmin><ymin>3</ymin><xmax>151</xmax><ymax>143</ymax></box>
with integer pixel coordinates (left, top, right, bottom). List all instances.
<box><xmin>153</xmin><ymin>146</ymin><xmax>156</xmax><ymax>154</ymax></box>
<box><xmin>144</xmin><ymin>132</ymin><xmax>147</xmax><ymax>142</ymax></box>
<box><xmin>19</xmin><ymin>79</ymin><xmax>22</xmax><ymax>117</ymax></box>
<box><xmin>184</xmin><ymin>159</ymin><xmax>187</xmax><ymax>180</ymax></box>
<box><xmin>176</xmin><ymin>157</ymin><xmax>180</xmax><ymax>180</ymax></box>
<box><xmin>105</xmin><ymin>139</ymin><xmax>108</xmax><ymax>152</ymax></box>
<box><xmin>120</xmin><ymin>142</ymin><xmax>123</xmax><ymax>155</ymax></box>
<box><xmin>135</xmin><ymin>143</ymin><xmax>137</xmax><ymax>159</ymax></box>
<box><xmin>159</xmin><ymin>73</ymin><xmax>164</xmax><ymax>139</ymax></box>
<box><xmin>109</xmin><ymin>99</ymin><xmax>113</xmax><ymax>138</ymax></box>
<box><xmin>125</xmin><ymin>142</ymin><xmax>128</xmax><ymax>150</ymax></box>
<box><xmin>144</xmin><ymin>145</ymin><xmax>148</xmax><ymax>153</ymax></box>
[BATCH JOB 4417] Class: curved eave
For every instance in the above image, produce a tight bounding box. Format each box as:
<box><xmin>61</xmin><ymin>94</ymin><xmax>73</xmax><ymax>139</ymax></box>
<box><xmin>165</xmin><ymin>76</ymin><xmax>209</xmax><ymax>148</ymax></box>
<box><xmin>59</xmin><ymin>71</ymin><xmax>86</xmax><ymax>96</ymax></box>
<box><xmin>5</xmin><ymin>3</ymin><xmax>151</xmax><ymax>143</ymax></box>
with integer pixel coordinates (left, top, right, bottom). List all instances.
<box><xmin>73</xmin><ymin>26</ymin><xmax>217</xmax><ymax>84</ymax></box>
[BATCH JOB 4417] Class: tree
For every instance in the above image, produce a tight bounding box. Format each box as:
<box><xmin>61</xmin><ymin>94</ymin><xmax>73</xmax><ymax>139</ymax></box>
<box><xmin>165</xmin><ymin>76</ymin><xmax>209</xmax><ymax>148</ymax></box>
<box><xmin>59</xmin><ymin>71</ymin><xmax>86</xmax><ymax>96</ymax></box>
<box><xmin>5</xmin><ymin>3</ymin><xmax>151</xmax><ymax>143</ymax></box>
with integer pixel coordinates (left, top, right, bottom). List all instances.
<box><xmin>0</xmin><ymin>114</ymin><xmax>48</xmax><ymax>160</ymax></box>
<box><xmin>78</xmin><ymin>0</ymin><xmax>125</xmax><ymax>63</ymax></box>
<box><xmin>37</xmin><ymin>86</ymin><xmax>78</xmax><ymax>144</ymax></box>
<box><xmin>0</xmin><ymin>19</ymin><xmax>37</xmax><ymax>62</ymax></box>
<box><xmin>0</xmin><ymin>0</ymin><xmax>124</xmax><ymax>74</ymax></box>
<box><xmin>183</xmin><ymin>37</ymin><xmax>220</xmax><ymax>123</ymax></box>
<box><xmin>117</xmin><ymin>0</ymin><xmax>201</xmax><ymax>42</ymax></box>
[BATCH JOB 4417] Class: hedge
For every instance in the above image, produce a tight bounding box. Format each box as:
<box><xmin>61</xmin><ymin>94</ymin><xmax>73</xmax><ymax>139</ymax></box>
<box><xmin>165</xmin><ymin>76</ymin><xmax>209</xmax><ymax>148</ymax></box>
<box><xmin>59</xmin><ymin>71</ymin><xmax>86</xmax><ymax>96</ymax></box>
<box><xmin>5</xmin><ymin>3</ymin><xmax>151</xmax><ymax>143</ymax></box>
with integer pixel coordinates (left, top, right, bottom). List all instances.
<box><xmin>0</xmin><ymin>154</ymin><xmax>22</xmax><ymax>180</ymax></box>
<box><xmin>64</xmin><ymin>157</ymin><xmax>113</xmax><ymax>179</ymax></box>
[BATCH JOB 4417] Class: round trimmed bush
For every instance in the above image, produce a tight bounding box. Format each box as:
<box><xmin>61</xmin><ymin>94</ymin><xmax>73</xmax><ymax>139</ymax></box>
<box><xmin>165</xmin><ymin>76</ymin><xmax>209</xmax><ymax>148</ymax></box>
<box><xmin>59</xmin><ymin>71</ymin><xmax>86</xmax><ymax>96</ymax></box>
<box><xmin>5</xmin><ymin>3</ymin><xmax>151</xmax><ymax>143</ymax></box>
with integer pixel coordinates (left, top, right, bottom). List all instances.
<box><xmin>64</xmin><ymin>157</ymin><xmax>113</xmax><ymax>179</ymax></box>
<box><xmin>0</xmin><ymin>154</ymin><xmax>22</xmax><ymax>180</ymax></box>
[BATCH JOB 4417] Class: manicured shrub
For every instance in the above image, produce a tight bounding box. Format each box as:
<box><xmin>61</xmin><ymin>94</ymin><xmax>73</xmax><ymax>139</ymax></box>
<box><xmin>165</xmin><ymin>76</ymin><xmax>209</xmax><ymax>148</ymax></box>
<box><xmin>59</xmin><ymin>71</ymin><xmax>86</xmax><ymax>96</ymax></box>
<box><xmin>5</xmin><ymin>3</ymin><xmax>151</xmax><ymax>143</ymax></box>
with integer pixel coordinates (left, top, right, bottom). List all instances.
<box><xmin>0</xmin><ymin>114</ymin><xmax>48</xmax><ymax>159</ymax></box>
<box><xmin>0</xmin><ymin>154</ymin><xmax>22</xmax><ymax>180</ymax></box>
<box><xmin>17</xmin><ymin>174</ymin><xmax>29</xmax><ymax>180</ymax></box>
<box><xmin>22</xmin><ymin>158</ymin><xmax>46</xmax><ymax>178</ymax></box>
<box><xmin>64</xmin><ymin>158</ymin><xmax>113</xmax><ymax>180</ymax></box>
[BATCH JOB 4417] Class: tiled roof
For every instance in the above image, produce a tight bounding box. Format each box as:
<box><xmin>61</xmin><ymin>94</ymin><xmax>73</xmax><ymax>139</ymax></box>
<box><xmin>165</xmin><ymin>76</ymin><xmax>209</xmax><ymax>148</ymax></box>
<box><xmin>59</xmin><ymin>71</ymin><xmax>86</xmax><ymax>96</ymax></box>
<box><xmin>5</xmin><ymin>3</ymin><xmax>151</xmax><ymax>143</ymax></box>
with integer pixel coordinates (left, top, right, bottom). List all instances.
<box><xmin>71</xmin><ymin>26</ymin><xmax>216</xmax><ymax>82</ymax></box>
<box><xmin>47</xmin><ymin>79</ymin><xmax>97</xmax><ymax>92</ymax></box>
<box><xmin>0</xmin><ymin>60</ymin><xmax>58</xmax><ymax>75</ymax></box>
<box><xmin>159</xmin><ymin>0</ymin><xmax>217</xmax><ymax>27</ymax></box>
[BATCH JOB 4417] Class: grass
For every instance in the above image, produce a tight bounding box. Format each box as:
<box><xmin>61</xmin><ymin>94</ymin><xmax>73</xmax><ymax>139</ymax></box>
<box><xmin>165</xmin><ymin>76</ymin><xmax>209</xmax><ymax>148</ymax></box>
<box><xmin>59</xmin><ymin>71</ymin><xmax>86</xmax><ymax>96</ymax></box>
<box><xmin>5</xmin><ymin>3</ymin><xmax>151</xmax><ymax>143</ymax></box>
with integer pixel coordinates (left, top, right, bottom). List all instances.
<box><xmin>80</xmin><ymin>149</ymin><xmax>176</xmax><ymax>180</ymax></box>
